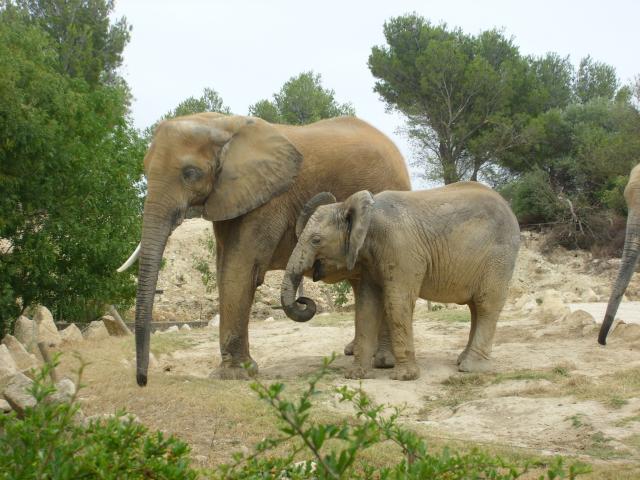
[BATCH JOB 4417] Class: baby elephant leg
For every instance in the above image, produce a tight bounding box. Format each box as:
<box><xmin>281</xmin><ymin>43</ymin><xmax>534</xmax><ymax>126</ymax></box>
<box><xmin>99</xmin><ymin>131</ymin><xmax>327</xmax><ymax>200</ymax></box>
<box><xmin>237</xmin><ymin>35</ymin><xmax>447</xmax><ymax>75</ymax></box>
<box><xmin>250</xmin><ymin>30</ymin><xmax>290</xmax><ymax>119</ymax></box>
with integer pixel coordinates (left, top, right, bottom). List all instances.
<box><xmin>384</xmin><ymin>287</ymin><xmax>420</xmax><ymax>381</ymax></box>
<box><xmin>373</xmin><ymin>317</ymin><xmax>395</xmax><ymax>368</ymax></box>
<box><xmin>345</xmin><ymin>279</ymin><xmax>381</xmax><ymax>379</ymax></box>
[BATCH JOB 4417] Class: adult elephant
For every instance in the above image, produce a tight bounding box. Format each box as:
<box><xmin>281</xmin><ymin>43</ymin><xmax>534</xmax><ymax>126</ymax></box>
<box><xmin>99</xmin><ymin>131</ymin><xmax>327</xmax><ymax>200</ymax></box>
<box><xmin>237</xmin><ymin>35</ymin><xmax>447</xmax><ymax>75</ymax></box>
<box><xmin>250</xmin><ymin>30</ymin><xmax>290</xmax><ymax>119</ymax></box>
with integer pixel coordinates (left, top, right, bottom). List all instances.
<box><xmin>119</xmin><ymin>113</ymin><xmax>411</xmax><ymax>386</ymax></box>
<box><xmin>599</xmin><ymin>163</ymin><xmax>640</xmax><ymax>345</ymax></box>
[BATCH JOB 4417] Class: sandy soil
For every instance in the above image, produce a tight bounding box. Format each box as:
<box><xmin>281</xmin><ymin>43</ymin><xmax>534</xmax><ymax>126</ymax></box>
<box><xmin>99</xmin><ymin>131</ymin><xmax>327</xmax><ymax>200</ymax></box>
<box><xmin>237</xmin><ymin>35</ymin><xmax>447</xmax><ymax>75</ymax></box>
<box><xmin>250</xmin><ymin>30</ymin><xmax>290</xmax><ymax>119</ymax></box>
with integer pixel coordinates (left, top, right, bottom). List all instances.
<box><xmin>63</xmin><ymin>220</ymin><xmax>640</xmax><ymax>474</ymax></box>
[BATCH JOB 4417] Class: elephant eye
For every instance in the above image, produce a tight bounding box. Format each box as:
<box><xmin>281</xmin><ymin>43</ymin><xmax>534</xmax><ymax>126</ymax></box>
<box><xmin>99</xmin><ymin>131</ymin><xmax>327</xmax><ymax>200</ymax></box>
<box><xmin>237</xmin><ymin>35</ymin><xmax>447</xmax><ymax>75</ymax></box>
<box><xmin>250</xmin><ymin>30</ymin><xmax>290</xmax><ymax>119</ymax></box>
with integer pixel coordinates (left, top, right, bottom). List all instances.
<box><xmin>182</xmin><ymin>166</ymin><xmax>204</xmax><ymax>182</ymax></box>
<box><xmin>311</xmin><ymin>235</ymin><xmax>322</xmax><ymax>246</ymax></box>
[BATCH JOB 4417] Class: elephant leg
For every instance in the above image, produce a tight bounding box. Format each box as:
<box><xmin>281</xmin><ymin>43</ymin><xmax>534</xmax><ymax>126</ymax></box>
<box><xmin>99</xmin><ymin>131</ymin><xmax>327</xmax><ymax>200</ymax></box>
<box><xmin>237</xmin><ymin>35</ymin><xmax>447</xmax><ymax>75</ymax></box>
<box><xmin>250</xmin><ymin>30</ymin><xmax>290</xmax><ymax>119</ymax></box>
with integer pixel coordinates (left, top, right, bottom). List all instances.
<box><xmin>212</xmin><ymin>222</ymin><xmax>281</xmax><ymax>380</ymax></box>
<box><xmin>373</xmin><ymin>315</ymin><xmax>395</xmax><ymax>369</ymax></box>
<box><xmin>345</xmin><ymin>277</ymin><xmax>381</xmax><ymax>379</ymax></box>
<box><xmin>457</xmin><ymin>302</ymin><xmax>478</xmax><ymax>365</ymax></box>
<box><xmin>458</xmin><ymin>294</ymin><xmax>504</xmax><ymax>373</ymax></box>
<box><xmin>343</xmin><ymin>278</ymin><xmax>358</xmax><ymax>356</ymax></box>
<box><xmin>384</xmin><ymin>286</ymin><xmax>420</xmax><ymax>381</ymax></box>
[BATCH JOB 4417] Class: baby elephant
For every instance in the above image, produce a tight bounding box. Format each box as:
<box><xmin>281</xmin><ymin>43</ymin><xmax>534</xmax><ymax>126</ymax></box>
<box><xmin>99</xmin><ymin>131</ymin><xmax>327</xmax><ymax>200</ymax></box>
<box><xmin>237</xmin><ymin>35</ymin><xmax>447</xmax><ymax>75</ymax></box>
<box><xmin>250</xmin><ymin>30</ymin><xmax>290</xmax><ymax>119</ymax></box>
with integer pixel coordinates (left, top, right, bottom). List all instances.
<box><xmin>281</xmin><ymin>183</ymin><xmax>520</xmax><ymax>380</ymax></box>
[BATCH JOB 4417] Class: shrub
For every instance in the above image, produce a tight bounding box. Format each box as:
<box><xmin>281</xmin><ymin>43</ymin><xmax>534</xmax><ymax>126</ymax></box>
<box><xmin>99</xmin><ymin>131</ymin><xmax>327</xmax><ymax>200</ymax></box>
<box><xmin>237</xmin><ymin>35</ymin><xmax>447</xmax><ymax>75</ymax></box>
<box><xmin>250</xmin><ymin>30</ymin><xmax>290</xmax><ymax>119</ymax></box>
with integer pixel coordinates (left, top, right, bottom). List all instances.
<box><xmin>0</xmin><ymin>359</ymin><xmax>197</xmax><ymax>479</ymax></box>
<box><xmin>330</xmin><ymin>281</ymin><xmax>351</xmax><ymax>308</ymax></box>
<box><xmin>215</xmin><ymin>356</ymin><xmax>590</xmax><ymax>479</ymax></box>
<box><xmin>500</xmin><ymin>170</ymin><xmax>564</xmax><ymax>226</ymax></box>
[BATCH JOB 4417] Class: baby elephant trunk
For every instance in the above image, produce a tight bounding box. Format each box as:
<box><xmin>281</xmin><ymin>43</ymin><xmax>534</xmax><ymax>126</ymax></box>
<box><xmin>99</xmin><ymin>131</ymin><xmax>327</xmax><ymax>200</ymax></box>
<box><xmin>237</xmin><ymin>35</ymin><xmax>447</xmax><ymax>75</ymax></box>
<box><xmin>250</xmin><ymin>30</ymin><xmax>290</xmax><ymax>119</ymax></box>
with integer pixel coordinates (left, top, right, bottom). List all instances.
<box><xmin>281</xmin><ymin>271</ymin><xmax>317</xmax><ymax>322</ymax></box>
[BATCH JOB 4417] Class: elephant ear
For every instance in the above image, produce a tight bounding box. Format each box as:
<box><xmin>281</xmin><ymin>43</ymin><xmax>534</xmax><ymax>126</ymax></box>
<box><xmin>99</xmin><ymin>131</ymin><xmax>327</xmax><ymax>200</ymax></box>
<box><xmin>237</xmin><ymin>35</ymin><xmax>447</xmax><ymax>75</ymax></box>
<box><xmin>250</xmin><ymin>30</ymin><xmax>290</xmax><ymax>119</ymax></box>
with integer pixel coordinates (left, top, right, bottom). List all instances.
<box><xmin>343</xmin><ymin>191</ymin><xmax>375</xmax><ymax>270</ymax></box>
<box><xmin>296</xmin><ymin>192</ymin><xmax>337</xmax><ymax>238</ymax></box>
<box><xmin>204</xmin><ymin>117</ymin><xmax>303</xmax><ymax>221</ymax></box>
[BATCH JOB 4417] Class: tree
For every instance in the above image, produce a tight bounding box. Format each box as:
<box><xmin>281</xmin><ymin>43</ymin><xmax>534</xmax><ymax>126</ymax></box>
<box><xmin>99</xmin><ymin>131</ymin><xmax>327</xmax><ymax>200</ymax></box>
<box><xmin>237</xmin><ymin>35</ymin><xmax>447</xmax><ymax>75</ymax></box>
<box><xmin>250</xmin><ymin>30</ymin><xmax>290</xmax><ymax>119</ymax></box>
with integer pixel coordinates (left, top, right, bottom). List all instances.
<box><xmin>0</xmin><ymin>5</ymin><xmax>144</xmax><ymax>331</ymax></box>
<box><xmin>249</xmin><ymin>71</ymin><xmax>355</xmax><ymax>125</ymax></box>
<box><xmin>574</xmin><ymin>55</ymin><xmax>619</xmax><ymax>104</ymax></box>
<box><xmin>369</xmin><ymin>16</ymin><xmax>530</xmax><ymax>184</ymax></box>
<box><xmin>10</xmin><ymin>0</ymin><xmax>131</xmax><ymax>86</ymax></box>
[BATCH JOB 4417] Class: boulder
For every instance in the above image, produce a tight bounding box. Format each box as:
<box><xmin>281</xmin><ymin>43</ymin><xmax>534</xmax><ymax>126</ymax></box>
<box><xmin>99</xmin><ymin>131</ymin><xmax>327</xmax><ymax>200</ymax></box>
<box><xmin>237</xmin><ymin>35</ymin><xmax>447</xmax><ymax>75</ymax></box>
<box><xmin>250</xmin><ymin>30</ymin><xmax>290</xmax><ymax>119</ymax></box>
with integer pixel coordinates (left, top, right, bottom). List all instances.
<box><xmin>101</xmin><ymin>314</ymin><xmax>132</xmax><ymax>337</ymax></box>
<box><xmin>60</xmin><ymin>324</ymin><xmax>84</xmax><ymax>344</ymax></box>
<box><xmin>208</xmin><ymin>314</ymin><xmax>220</xmax><ymax>328</ymax></box>
<box><xmin>1</xmin><ymin>334</ymin><xmax>39</xmax><ymax>373</ymax></box>
<box><xmin>3</xmin><ymin>372</ymin><xmax>36</xmax><ymax>415</ymax></box>
<box><xmin>538</xmin><ymin>289</ymin><xmax>570</xmax><ymax>323</ymax></box>
<box><xmin>0</xmin><ymin>398</ymin><xmax>10</xmax><ymax>413</ymax></box>
<box><xmin>180</xmin><ymin>324</ymin><xmax>191</xmax><ymax>332</ymax></box>
<box><xmin>47</xmin><ymin>378</ymin><xmax>76</xmax><ymax>404</ymax></box>
<box><xmin>165</xmin><ymin>325</ymin><xmax>179</xmax><ymax>334</ymax></box>
<box><xmin>13</xmin><ymin>315</ymin><xmax>37</xmax><ymax>351</ymax></box>
<box><xmin>33</xmin><ymin>306</ymin><xmax>61</xmax><ymax>347</ymax></box>
<box><xmin>0</xmin><ymin>344</ymin><xmax>18</xmax><ymax>388</ymax></box>
<box><xmin>83</xmin><ymin>321</ymin><xmax>109</xmax><ymax>341</ymax></box>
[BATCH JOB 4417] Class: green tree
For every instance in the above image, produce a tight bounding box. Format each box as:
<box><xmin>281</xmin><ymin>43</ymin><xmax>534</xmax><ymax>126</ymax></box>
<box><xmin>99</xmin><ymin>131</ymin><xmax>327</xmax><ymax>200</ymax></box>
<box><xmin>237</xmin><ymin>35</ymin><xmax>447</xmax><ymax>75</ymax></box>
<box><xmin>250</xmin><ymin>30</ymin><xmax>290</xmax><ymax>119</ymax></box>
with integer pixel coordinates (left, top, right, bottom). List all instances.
<box><xmin>249</xmin><ymin>71</ymin><xmax>355</xmax><ymax>125</ymax></box>
<box><xmin>574</xmin><ymin>55</ymin><xmax>619</xmax><ymax>104</ymax></box>
<box><xmin>0</xmin><ymin>5</ymin><xmax>144</xmax><ymax>331</ymax></box>
<box><xmin>369</xmin><ymin>16</ymin><xmax>532</xmax><ymax>184</ymax></box>
<box><xmin>9</xmin><ymin>0</ymin><xmax>131</xmax><ymax>86</ymax></box>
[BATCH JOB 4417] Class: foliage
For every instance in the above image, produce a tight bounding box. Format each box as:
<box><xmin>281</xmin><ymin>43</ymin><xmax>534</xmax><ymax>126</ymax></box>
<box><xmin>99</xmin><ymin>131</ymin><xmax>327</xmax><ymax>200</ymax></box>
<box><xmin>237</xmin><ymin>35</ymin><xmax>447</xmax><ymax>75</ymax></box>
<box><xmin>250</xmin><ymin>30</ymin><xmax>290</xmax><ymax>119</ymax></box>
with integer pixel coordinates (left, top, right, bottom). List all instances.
<box><xmin>215</xmin><ymin>356</ymin><xmax>589</xmax><ymax>479</ymax></box>
<box><xmin>331</xmin><ymin>280</ymin><xmax>351</xmax><ymax>308</ymax></box>
<box><xmin>249</xmin><ymin>71</ymin><xmax>355</xmax><ymax>125</ymax></box>
<box><xmin>0</xmin><ymin>359</ymin><xmax>198</xmax><ymax>479</ymax></box>
<box><xmin>0</xmin><ymin>3</ymin><xmax>144</xmax><ymax>332</ymax></box>
<box><xmin>500</xmin><ymin>170</ymin><xmax>565</xmax><ymax>225</ymax></box>
<box><xmin>193</xmin><ymin>231</ymin><xmax>216</xmax><ymax>293</ymax></box>
<box><xmin>7</xmin><ymin>0</ymin><xmax>131</xmax><ymax>87</ymax></box>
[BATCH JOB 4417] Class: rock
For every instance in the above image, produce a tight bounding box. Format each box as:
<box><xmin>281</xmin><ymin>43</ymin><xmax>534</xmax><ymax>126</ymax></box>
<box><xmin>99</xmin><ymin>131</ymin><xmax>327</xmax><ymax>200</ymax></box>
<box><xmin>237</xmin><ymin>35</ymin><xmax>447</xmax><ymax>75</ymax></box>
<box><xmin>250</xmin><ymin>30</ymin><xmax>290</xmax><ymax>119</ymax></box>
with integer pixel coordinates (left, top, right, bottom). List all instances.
<box><xmin>13</xmin><ymin>315</ymin><xmax>37</xmax><ymax>351</ymax></box>
<box><xmin>101</xmin><ymin>315</ymin><xmax>132</xmax><ymax>337</ymax></box>
<box><xmin>583</xmin><ymin>288</ymin><xmax>599</xmax><ymax>302</ymax></box>
<box><xmin>264</xmin><ymin>316</ymin><xmax>275</xmax><ymax>323</ymax></box>
<box><xmin>1</xmin><ymin>334</ymin><xmax>39</xmax><ymax>373</ymax></box>
<box><xmin>3</xmin><ymin>372</ymin><xmax>36</xmax><ymax>415</ymax></box>
<box><xmin>149</xmin><ymin>352</ymin><xmax>159</xmax><ymax>369</ymax></box>
<box><xmin>0</xmin><ymin>344</ymin><xmax>18</xmax><ymax>388</ymax></box>
<box><xmin>0</xmin><ymin>398</ymin><xmax>11</xmax><ymax>413</ymax></box>
<box><xmin>564</xmin><ymin>310</ymin><xmax>597</xmax><ymax>336</ymax></box>
<box><xmin>47</xmin><ymin>378</ymin><xmax>76</xmax><ymax>404</ymax></box>
<box><xmin>538</xmin><ymin>289</ymin><xmax>570</xmax><ymax>323</ymax></box>
<box><xmin>83</xmin><ymin>321</ymin><xmax>110</xmax><ymax>341</ymax></box>
<box><xmin>33</xmin><ymin>306</ymin><xmax>61</xmax><ymax>347</ymax></box>
<box><xmin>60</xmin><ymin>324</ymin><xmax>84</xmax><ymax>344</ymax></box>
<box><xmin>180</xmin><ymin>324</ymin><xmax>191</xmax><ymax>331</ymax></box>
<box><xmin>208</xmin><ymin>314</ymin><xmax>220</xmax><ymax>328</ymax></box>
<box><xmin>165</xmin><ymin>325</ymin><xmax>179</xmax><ymax>333</ymax></box>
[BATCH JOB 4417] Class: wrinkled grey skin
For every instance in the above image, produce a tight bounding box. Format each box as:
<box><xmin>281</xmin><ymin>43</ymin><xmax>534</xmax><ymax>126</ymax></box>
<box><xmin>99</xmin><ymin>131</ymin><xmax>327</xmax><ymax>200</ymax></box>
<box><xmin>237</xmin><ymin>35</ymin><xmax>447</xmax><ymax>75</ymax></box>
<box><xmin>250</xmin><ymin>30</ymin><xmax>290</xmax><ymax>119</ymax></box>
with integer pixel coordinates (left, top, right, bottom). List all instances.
<box><xmin>120</xmin><ymin>113</ymin><xmax>410</xmax><ymax>386</ymax></box>
<box><xmin>282</xmin><ymin>183</ymin><xmax>521</xmax><ymax>380</ymax></box>
<box><xmin>599</xmin><ymin>164</ymin><xmax>640</xmax><ymax>345</ymax></box>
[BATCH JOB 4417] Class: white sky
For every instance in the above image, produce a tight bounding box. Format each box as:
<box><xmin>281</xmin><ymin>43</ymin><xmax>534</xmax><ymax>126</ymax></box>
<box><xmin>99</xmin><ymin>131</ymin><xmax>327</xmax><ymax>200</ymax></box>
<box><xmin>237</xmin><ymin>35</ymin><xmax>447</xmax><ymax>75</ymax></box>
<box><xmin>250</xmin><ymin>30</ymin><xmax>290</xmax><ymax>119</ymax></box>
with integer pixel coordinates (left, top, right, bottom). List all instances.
<box><xmin>113</xmin><ymin>0</ymin><xmax>639</xmax><ymax>186</ymax></box>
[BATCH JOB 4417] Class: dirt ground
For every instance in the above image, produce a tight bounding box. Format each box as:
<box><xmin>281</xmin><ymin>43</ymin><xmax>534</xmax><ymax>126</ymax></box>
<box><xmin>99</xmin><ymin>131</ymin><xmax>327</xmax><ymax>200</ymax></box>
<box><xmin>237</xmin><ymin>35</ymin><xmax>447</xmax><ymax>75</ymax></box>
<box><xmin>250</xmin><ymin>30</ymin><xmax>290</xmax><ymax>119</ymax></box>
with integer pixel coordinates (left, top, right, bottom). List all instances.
<box><xmin>58</xmin><ymin>220</ymin><xmax>640</xmax><ymax>477</ymax></box>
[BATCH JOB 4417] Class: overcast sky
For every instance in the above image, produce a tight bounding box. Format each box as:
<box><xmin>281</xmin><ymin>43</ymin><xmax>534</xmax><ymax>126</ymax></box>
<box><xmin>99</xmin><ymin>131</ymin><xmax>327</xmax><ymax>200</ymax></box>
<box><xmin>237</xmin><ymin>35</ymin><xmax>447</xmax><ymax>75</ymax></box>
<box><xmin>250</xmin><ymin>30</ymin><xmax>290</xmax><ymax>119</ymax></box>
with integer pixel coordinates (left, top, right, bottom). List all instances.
<box><xmin>113</xmin><ymin>0</ymin><xmax>639</xmax><ymax>186</ymax></box>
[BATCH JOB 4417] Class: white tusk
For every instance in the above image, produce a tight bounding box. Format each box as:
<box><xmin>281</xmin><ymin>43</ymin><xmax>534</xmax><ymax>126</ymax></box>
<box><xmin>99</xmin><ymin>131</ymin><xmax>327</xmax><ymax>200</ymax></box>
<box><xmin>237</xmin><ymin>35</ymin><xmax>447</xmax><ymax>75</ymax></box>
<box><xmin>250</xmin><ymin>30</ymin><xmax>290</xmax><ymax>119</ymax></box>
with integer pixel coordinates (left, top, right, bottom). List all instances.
<box><xmin>117</xmin><ymin>243</ymin><xmax>141</xmax><ymax>272</ymax></box>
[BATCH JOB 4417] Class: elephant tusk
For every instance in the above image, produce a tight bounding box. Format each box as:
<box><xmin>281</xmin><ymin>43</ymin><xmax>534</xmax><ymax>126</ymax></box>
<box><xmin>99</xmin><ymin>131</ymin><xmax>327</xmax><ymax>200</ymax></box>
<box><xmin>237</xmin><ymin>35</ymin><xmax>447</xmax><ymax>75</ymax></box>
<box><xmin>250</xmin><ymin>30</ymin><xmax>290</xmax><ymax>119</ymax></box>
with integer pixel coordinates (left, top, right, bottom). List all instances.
<box><xmin>117</xmin><ymin>243</ymin><xmax>141</xmax><ymax>272</ymax></box>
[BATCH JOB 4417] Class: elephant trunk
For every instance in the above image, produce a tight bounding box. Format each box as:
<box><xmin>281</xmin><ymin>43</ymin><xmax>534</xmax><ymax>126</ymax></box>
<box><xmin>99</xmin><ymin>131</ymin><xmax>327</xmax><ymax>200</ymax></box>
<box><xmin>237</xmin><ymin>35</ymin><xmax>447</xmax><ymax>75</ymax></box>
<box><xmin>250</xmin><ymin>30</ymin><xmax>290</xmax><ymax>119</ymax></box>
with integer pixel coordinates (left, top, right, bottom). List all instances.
<box><xmin>281</xmin><ymin>243</ymin><xmax>316</xmax><ymax>322</ymax></box>
<box><xmin>599</xmin><ymin>210</ymin><xmax>640</xmax><ymax>345</ymax></box>
<box><xmin>135</xmin><ymin>205</ymin><xmax>174</xmax><ymax>386</ymax></box>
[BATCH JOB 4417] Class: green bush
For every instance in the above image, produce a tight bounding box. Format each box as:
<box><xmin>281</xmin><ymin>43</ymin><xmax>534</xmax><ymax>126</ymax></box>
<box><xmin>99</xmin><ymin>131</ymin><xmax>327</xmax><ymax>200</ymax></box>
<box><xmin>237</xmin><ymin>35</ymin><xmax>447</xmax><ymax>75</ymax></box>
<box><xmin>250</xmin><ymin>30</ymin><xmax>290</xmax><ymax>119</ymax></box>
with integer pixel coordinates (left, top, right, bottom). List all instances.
<box><xmin>500</xmin><ymin>170</ymin><xmax>564</xmax><ymax>225</ymax></box>
<box><xmin>215</xmin><ymin>356</ymin><xmax>590</xmax><ymax>479</ymax></box>
<box><xmin>330</xmin><ymin>281</ymin><xmax>351</xmax><ymax>308</ymax></box>
<box><xmin>0</xmin><ymin>360</ymin><xmax>197</xmax><ymax>479</ymax></box>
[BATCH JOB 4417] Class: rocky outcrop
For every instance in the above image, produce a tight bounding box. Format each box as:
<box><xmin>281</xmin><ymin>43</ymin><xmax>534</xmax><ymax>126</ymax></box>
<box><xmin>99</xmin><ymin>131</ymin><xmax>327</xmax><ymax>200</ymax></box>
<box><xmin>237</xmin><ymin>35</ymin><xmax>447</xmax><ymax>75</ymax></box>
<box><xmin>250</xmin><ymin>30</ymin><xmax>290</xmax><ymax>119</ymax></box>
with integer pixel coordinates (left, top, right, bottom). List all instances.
<box><xmin>0</xmin><ymin>344</ymin><xmax>18</xmax><ymax>388</ymax></box>
<box><xmin>3</xmin><ymin>372</ymin><xmax>36</xmax><ymax>415</ymax></box>
<box><xmin>13</xmin><ymin>315</ymin><xmax>37</xmax><ymax>351</ymax></box>
<box><xmin>101</xmin><ymin>315</ymin><xmax>132</xmax><ymax>337</ymax></box>
<box><xmin>33</xmin><ymin>306</ymin><xmax>62</xmax><ymax>347</ymax></box>
<box><xmin>1</xmin><ymin>334</ymin><xmax>39</xmax><ymax>373</ymax></box>
<box><xmin>60</xmin><ymin>324</ymin><xmax>83</xmax><ymax>344</ymax></box>
<box><xmin>83</xmin><ymin>321</ymin><xmax>109</xmax><ymax>341</ymax></box>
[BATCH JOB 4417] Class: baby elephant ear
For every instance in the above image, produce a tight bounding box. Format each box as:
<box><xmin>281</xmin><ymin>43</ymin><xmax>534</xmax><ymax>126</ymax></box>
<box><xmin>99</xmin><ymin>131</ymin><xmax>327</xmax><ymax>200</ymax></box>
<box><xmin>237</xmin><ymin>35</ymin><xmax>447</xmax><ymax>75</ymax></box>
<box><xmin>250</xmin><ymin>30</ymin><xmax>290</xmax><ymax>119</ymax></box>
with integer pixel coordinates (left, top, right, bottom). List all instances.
<box><xmin>296</xmin><ymin>192</ymin><xmax>337</xmax><ymax>238</ymax></box>
<box><xmin>344</xmin><ymin>191</ymin><xmax>374</xmax><ymax>270</ymax></box>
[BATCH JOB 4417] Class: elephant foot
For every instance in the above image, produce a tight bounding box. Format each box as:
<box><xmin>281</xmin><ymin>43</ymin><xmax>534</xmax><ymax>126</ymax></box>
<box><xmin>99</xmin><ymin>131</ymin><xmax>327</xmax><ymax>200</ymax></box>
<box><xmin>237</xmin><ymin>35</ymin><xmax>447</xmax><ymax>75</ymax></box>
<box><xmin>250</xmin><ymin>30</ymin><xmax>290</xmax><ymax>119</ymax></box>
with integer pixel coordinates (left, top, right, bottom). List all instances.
<box><xmin>458</xmin><ymin>350</ymin><xmax>492</xmax><ymax>373</ymax></box>
<box><xmin>344</xmin><ymin>339</ymin><xmax>355</xmax><ymax>356</ymax></box>
<box><xmin>390</xmin><ymin>363</ymin><xmax>420</xmax><ymax>381</ymax></box>
<box><xmin>457</xmin><ymin>348</ymin><xmax>469</xmax><ymax>365</ymax></box>
<box><xmin>373</xmin><ymin>349</ymin><xmax>395</xmax><ymax>369</ymax></box>
<box><xmin>213</xmin><ymin>358</ymin><xmax>258</xmax><ymax>380</ymax></box>
<box><xmin>344</xmin><ymin>364</ymin><xmax>374</xmax><ymax>380</ymax></box>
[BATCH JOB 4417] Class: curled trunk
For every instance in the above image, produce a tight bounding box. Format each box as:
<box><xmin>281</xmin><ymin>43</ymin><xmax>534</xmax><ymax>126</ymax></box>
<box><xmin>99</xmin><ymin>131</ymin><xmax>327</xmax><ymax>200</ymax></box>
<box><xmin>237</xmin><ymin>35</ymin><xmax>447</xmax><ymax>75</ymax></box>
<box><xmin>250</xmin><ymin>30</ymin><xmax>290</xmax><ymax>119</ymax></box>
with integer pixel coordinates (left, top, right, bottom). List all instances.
<box><xmin>281</xmin><ymin>243</ymin><xmax>317</xmax><ymax>322</ymax></box>
<box><xmin>599</xmin><ymin>210</ymin><xmax>640</xmax><ymax>345</ymax></box>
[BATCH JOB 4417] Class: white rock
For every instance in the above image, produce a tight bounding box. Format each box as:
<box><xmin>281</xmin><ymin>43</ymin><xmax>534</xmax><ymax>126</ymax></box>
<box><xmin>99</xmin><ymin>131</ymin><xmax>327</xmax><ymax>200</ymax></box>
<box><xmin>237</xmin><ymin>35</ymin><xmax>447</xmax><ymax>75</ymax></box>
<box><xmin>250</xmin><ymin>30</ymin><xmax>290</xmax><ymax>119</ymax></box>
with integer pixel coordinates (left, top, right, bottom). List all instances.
<box><xmin>180</xmin><ymin>324</ymin><xmax>191</xmax><ymax>331</ymax></box>
<box><xmin>47</xmin><ymin>378</ymin><xmax>76</xmax><ymax>404</ymax></box>
<box><xmin>2</xmin><ymin>334</ymin><xmax>39</xmax><ymax>372</ymax></box>
<box><xmin>0</xmin><ymin>398</ymin><xmax>11</xmax><ymax>413</ymax></box>
<box><xmin>538</xmin><ymin>289</ymin><xmax>570</xmax><ymax>323</ymax></box>
<box><xmin>101</xmin><ymin>315</ymin><xmax>132</xmax><ymax>337</ymax></box>
<box><xmin>83</xmin><ymin>321</ymin><xmax>110</xmax><ymax>341</ymax></box>
<box><xmin>264</xmin><ymin>316</ymin><xmax>275</xmax><ymax>323</ymax></box>
<box><xmin>3</xmin><ymin>372</ymin><xmax>36</xmax><ymax>415</ymax></box>
<box><xmin>208</xmin><ymin>314</ymin><xmax>220</xmax><ymax>328</ymax></box>
<box><xmin>60</xmin><ymin>324</ymin><xmax>84</xmax><ymax>344</ymax></box>
<box><xmin>149</xmin><ymin>352</ymin><xmax>159</xmax><ymax>369</ymax></box>
<box><xmin>165</xmin><ymin>325</ymin><xmax>179</xmax><ymax>333</ymax></box>
<box><xmin>13</xmin><ymin>315</ymin><xmax>37</xmax><ymax>351</ymax></box>
<box><xmin>0</xmin><ymin>344</ymin><xmax>18</xmax><ymax>388</ymax></box>
<box><xmin>33</xmin><ymin>306</ymin><xmax>61</xmax><ymax>347</ymax></box>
